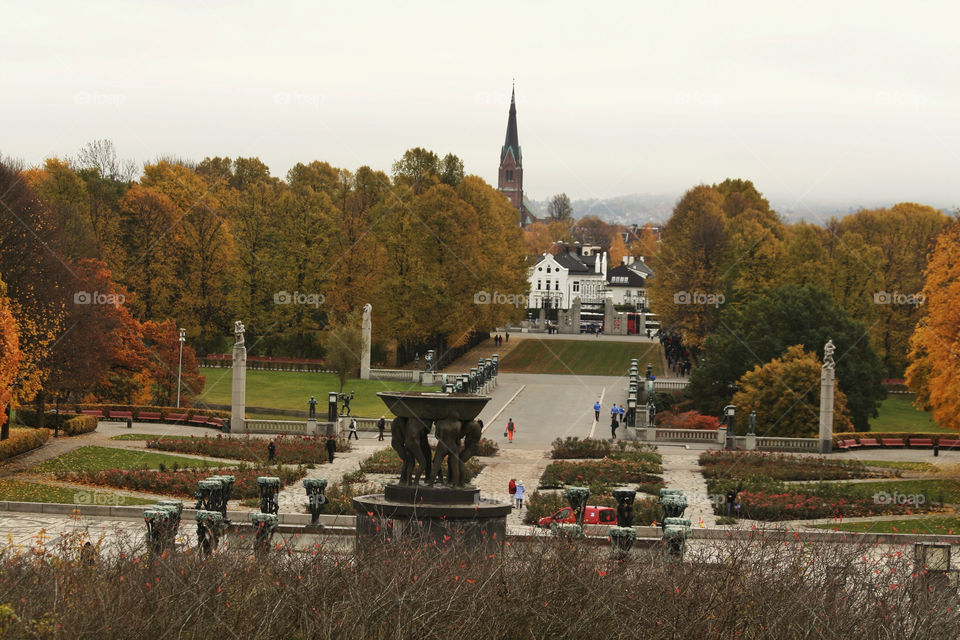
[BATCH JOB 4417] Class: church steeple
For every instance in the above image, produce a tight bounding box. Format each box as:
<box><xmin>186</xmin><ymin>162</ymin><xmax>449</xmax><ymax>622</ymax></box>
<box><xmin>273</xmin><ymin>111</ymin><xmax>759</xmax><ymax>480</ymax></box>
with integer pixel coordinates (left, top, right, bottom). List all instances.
<box><xmin>498</xmin><ymin>83</ymin><xmax>534</xmax><ymax>226</ymax></box>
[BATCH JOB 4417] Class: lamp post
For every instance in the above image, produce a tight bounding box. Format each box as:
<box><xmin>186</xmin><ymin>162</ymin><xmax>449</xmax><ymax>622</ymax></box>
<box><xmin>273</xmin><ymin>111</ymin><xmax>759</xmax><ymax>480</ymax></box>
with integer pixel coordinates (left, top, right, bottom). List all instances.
<box><xmin>724</xmin><ymin>404</ymin><xmax>736</xmax><ymax>450</ymax></box>
<box><xmin>748</xmin><ymin>410</ymin><xmax>757</xmax><ymax>436</ymax></box>
<box><xmin>176</xmin><ymin>328</ymin><xmax>186</xmax><ymax>408</ymax></box>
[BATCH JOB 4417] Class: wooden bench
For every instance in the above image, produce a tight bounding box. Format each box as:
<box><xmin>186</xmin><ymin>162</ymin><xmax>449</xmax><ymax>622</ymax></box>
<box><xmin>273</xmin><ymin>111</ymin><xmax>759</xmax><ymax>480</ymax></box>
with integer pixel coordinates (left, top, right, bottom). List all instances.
<box><xmin>137</xmin><ymin>412</ymin><xmax>162</xmax><ymax>421</ymax></box>
<box><xmin>937</xmin><ymin>439</ymin><xmax>960</xmax><ymax>449</ymax></box>
<box><xmin>836</xmin><ymin>438</ymin><xmax>861</xmax><ymax>450</ymax></box>
<box><xmin>166</xmin><ymin>413</ymin><xmax>188</xmax><ymax>423</ymax></box>
<box><xmin>108</xmin><ymin>410</ymin><xmax>134</xmax><ymax>420</ymax></box>
<box><xmin>208</xmin><ymin>417</ymin><xmax>224</xmax><ymax>428</ymax></box>
<box><xmin>81</xmin><ymin>409</ymin><xmax>103</xmax><ymax>418</ymax></box>
<box><xmin>188</xmin><ymin>415</ymin><xmax>211</xmax><ymax>426</ymax></box>
<box><xmin>881</xmin><ymin>437</ymin><xmax>905</xmax><ymax>448</ymax></box>
<box><xmin>859</xmin><ymin>437</ymin><xmax>880</xmax><ymax>447</ymax></box>
<box><xmin>908</xmin><ymin>438</ymin><xmax>934</xmax><ymax>448</ymax></box>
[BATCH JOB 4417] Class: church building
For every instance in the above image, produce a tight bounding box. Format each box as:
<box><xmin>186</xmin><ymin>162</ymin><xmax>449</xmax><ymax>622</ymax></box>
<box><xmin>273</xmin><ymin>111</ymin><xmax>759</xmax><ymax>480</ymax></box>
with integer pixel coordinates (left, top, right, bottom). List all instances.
<box><xmin>498</xmin><ymin>86</ymin><xmax>538</xmax><ymax>227</ymax></box>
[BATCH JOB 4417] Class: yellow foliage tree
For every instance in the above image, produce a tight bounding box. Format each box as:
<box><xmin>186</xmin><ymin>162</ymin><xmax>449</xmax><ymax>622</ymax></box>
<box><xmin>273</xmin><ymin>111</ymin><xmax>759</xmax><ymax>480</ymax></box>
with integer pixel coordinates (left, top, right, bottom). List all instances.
<box><xmin>732</xmin><ymin>344</ymin><xmax>852</xmax><ymax>437</ymax></box>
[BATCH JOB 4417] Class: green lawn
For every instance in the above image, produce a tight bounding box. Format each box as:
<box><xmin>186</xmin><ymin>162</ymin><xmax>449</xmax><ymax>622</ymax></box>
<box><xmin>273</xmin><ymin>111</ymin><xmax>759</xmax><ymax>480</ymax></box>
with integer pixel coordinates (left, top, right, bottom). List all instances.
<box><xmin>861</xmin><ymin>460</ymin><xmax>941</xmax><ymax>473</ymax></box>
<box><xmin>0</xmin><ymin>478</ymin><xmax>156</xmax><ymax>505</ymax></box>
<box><xmin>498</xmin><ymin>340</ymin><xmax>664</xmax><ymax>376</ymax></box>
<box><xmin>110</xmin><ymin>434</ymin><xmax>195</xmax><ymax>442</ymax></box>
<box><xmin>869</xmin><ymin>395</ymin><xmax>950</xmax><ymax>433</ymax></box>
<box><xmin>32</xmin><ymin>446</ymin><xmax>221</xmax><ymax>473</ymax></box>
<box><xmin>811</xmin><ymin>516</ymin><xmax>960</xmax><ymax>535</ymax></box>
<box><xmin>800</xmin><ymin>478</ymin><xmax>960</xmax><ymax>505</ymax></box>
<box><xmin>196</xmin><ymin>370</ymin><xmax>431</xmax><ymax>417</ymax></box>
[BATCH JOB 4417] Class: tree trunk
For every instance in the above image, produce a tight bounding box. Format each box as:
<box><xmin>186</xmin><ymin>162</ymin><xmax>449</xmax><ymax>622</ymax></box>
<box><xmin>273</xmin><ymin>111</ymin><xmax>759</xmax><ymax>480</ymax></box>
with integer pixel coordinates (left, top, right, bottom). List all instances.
<box><xmin>36</xmin><ymin>389</ymin><xmax>46</xmax><ymax>430</ymax></box>
<box><xmin>1</xmin><ymin>405</ymin><xmax>9</xmax><ymax>440</ymax></box>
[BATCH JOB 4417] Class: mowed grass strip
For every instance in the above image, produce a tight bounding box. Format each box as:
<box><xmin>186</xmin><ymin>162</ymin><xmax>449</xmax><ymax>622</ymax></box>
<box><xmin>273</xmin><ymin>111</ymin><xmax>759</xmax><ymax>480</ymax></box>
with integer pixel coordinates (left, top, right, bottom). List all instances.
<box><xmin>498</xmin><ymin>340</ymin><xmax>664</xmax><ymax>376</ymax></box>
<box><xmin>196</xmin><ymin>370</ymin><xmax>431</xmax><ymax>416</ymax></box>
<box><xmin>0</xmin><ymin>478</ymin><xmax>156</xmax><ymax>505</ymax></box>
<box><xmin>868</xmin><ymin>395</ymin><xmax>950</xmax><ymax>433</ymax></box>
<box><xmin>32</xmin><ymin>446</ymin><xmax>221</xmax><ymax>473</ymax></box>
<box><xmin>812</xmin><ymin>517</ymin><xmax>960</xmax><ymax>535</ymax></box>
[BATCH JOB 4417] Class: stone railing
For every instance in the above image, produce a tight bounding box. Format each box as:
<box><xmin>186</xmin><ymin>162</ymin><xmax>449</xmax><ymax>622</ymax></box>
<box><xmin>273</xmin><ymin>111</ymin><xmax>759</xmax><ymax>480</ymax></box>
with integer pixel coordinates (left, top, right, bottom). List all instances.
<box><xmin>756</xmin><ymin>436</ymin><xmax>820</xmax><ymax>452</ymax></box>
<box><xmin>653</xmin><ymin>379</ymin><xmax>689</xmax><ymax>392</ymax></box>
<box><xmin>244</xmin><ymin>419</ymin><xmax>307</xmax><ymax>435</ymax></box>
<box><xmin>369</xmin><ymin>368</ymin><xmax>417</xmax><ymax>382</ymax></box>
<box><xmin>654</xmin><ymin>428</ymin><xmax>720</xmax><ymax>443</ymax></box>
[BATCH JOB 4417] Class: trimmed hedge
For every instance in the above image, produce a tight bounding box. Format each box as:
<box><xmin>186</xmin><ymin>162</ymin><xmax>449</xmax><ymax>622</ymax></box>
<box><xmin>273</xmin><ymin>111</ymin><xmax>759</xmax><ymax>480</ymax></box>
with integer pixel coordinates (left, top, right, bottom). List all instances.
<box><xmin>61</xmin><ymin>415</ymin><xmax>98</xmax><ymax>436</ymax></box>
<box><xmin>550</xmin><ymin>437</ymin><xmax>661</xmax><ymax>460</ymax></box>
<box><xmin>13</xmin><ymin>412</ymin><xmax>98</xmax><ymax>436</ymax></box>
<box><xmin>0</xmin><ymin>428</ymin><xmax>51</xmax><ymax>461</ymax></box>
<box><xmin>832</xmin><ymin>431</ymin><xmax>958</xmax><ymax>447</ymax></box>
<box><xmin>16</xmin><ymin>404</ymin><xmax>229</xmax><ymax>424</ymax></box>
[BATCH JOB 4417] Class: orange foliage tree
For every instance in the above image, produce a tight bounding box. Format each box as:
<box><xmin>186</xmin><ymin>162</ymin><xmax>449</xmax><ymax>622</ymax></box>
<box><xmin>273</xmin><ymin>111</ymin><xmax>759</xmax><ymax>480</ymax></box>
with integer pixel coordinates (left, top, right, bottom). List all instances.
<box><xmin>0</xmin><ymin>276</ymin><xmax>23</xmax><ymax>439</ymax></box>
<box><xmin>906</xmin><ymin>218</ymin><xmax>960</xmax><ymax>431</ymax></box>
<box><xmin>141</xmin><ymin>320</ymin><xmax>205</xmax><ymax>407</ymax></box>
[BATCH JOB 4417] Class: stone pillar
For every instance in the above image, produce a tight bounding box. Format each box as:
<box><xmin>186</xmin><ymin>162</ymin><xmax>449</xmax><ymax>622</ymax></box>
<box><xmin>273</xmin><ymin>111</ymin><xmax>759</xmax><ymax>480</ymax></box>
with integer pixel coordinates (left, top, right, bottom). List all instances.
<box><xmin>819</xmin><ymin>368</ymin><xmax>835</xmax><ymax>454</ymax></box>
<box><xmin>231</xmin><ymin>321</ymin><xmax>246</xmax><ymax>433</ymax></box>
<box><xmin>538</xmin><ymin>305</ymin><xmax>545</xmax><ymax>328</ymax></box>
<box><xmin>745</xmin><ymin>433</ymin><xmax>757</xmax><ymax>450</ymax></box>
<box><xmin>360</xmin><ymin>303</ymin><xmax>372</xmax><ymax>380</ymax></box>
<box><xmin>717</xmin><ymin>426</ymin><xmax>727</xmax><ymax>446</ymax></box>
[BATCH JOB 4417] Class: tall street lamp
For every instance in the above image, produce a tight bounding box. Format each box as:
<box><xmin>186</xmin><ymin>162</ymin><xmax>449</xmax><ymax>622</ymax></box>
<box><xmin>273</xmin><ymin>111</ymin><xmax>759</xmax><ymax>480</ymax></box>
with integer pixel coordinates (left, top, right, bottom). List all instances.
<box><xmin>724</xmin><ymin>404</ymin><xmax>737</xmax><ymax>450</ymax></box>
<box><xmin>176</xmin><ymin>328</ymin><xmax>186</xmax><ymax>408</ymax></box>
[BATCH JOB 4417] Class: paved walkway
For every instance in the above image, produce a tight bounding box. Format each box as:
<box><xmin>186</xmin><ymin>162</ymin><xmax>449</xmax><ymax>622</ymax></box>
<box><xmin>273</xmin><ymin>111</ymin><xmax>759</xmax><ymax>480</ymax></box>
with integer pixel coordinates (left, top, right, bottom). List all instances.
<box><xmin>275</xmin><ymin>434</ymin><xmax>385</xmax><ymax>511</ymax></box>
<box><xmin>659</xmin><ymin>447</ymin><xmax>717</xmax><ymax>528</ymax></box>
<box><xmin>471</xmin><ymin>447</ymin><xmax>552</xmax><ymax>528</ymax></box>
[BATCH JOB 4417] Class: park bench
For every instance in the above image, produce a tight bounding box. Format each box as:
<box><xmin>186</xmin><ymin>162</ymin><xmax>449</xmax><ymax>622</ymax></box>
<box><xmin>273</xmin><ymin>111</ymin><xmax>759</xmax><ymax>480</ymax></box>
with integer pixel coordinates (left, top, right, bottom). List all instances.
<box><xmin>858</xmin><ymin>437</ymin><xmax>880</xmax><ymax>447</ymax></box>
<box><xmin>81</xmin><ymin>409</ymin><xmax>103</xmax><ymax>418</ymax></box>
<box><xmin>137</xmin><ymin>412</ymin><xmax>162</xmax><ymax>421</ymax></box>
<box><xmin>208</xmin><ymin>417</ymin><xmax>224</xmax><ymax>428</ymax></box>
<box><xmin>908</xmin><ymin>438</ymin><xmax>934</xmax><ymax>448</ymax></box>
<box><xmin>936</xmin><ymin>439</ymin><xmax>960</xmax><ymax>450</ymax></box>
<box><xmin>881</xmin><ymin>437</ymin><xmax>905</xmax><ymax>448</ymax></box>
<box><xmin>189</xmin><ymin>415</ymin><xmax>212</xmax><ymax>426</ymax></box>
<box><xmin>166</xmin><ymin>412</ymin><xmax>188</xmax><ymax>423</ymax></box>
<box><xmin>836</xmin><ymin>439</ymin><xmax>860</xmax><ymax>450</ymax></box>
<box><xmin>108</xmin><ymin>410</ymin><xmax>134</xmax><ymax>421</ymax></box>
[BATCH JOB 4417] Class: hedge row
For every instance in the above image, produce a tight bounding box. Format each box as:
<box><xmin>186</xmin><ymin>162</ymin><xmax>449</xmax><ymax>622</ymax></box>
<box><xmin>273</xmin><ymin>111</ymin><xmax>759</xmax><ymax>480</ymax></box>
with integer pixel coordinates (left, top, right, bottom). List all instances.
<box><xmin>61</xmin><ymin>415</ymin><xmax>98</xmax><ymax>436</ymax></box>
<box><xmin>17</xmin><ymin>404</ymin><xmax>229</xmax><ymax>423</ymax></box>
<box><xmin>0</xmin><ymin>428</ymin><xmax>51</xmax><ymax>461</ymax></box>
<box><xmin>13</xmin><ymin>411</ymin><xmax>98</xmax><ymax>436</ymax></box>
<box><xmin>831</xmin><ymin>431</ymin><xmax>958</xmax><ymax>446</ymax></box>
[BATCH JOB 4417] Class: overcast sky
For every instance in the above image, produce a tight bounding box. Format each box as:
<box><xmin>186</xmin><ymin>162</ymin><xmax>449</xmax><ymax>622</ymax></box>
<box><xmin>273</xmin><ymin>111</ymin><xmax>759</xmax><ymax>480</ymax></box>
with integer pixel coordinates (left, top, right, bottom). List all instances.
<box><xmin>2</xmin><ymin>1</ymin><xmax>957</xmax><ymax>212</ymax></box>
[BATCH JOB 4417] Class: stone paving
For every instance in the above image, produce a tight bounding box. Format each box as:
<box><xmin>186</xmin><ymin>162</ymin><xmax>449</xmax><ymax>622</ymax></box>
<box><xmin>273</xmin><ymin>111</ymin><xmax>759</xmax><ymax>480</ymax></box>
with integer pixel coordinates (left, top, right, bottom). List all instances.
<box><xmin>471</xmin><ymin>447</ymin><xmax>552</xmax><ymax>529</ymax></box>
<box><xmin>658</xmin><ymin>446</ymin><xmax>717</xmax><ymax>528</ymax></box>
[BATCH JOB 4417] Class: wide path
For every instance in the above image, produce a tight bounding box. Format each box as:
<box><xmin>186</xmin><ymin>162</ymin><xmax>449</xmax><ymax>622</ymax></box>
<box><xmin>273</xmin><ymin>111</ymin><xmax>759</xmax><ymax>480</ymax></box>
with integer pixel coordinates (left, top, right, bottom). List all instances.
<box><xmin>475</xmin><ymin>373</ymin><xmax>630</xmax><ymax>450</ymax></box>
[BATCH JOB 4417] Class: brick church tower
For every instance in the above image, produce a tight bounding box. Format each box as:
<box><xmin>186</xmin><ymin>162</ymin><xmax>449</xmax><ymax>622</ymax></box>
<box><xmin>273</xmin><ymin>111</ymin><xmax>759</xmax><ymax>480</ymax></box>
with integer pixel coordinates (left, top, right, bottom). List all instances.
<box><xmin>498</xmin><ymin>86</ymin><xmax>537</xmax><ymax>227</ymax></box>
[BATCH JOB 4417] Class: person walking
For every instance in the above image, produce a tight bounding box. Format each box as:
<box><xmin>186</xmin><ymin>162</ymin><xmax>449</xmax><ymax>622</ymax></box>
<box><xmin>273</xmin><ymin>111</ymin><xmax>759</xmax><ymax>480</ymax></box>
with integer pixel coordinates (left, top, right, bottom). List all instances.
<box><xmin>505</xmin><ymin>418</ymin><xmax>516</xmax><ymax>443</ymax></box>
<box><xmin>326</xmin><ymin>436</ymin><xmax>336</xmax><ymax>463</ymax></box>
<box><xmin>505</xmin><ymin>331</ymin><xmax>510</xmax><ymax>343</ymax></box>
<box><xmin>267</xmin><ymin>440</ymin><xmax>276</xmax><ymax>462</ymax></box>
<box><xmin>593</xmin><ymin>400</ymin><xmax>601</xmax><ymax>421</ymax></box>
<box><xmin>610</xmin><ymin>404</ymin><xmax>619</xmax><ymax>425</ymax></box>
<box><xmin>514</xmin><ymin>481</ymin><xmax>525</xmax><ymax>509</ymax></box>
<box><xmin>377</xmin><ymin>415</ymin><xmax>386</xmax><ymax>441</ymax></box>
<box><xmin>348</xmin><ymin>418</ymin><xmax>359</xmax><ymax>440</ymax></box>
<box><xmin>618</xmin><ymin>404</ymin><xmax>625</xmax><ymax>424</ymax></box>
<box><xmin>610</xmin><ymin>412</ymin><xmax>619</xmax><ymax>440</ymax></box>
<box><xmin>508</xmin><ymin>478</ymin><xmax>516</xmax><ymax>500</ymax></box>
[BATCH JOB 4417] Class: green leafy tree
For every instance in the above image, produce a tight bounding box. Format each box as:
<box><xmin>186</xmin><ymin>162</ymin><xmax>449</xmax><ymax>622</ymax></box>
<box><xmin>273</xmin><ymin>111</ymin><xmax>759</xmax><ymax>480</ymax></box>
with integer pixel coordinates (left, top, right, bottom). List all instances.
<box><xmin>688</xmin><ymin>284</ymin><xmax>884</xmax><ymax>431</ymax></box>
<box><xmin>324</xmin><ymin>315</ymin><xmax>362</xmax><ymax>393</ymax></box>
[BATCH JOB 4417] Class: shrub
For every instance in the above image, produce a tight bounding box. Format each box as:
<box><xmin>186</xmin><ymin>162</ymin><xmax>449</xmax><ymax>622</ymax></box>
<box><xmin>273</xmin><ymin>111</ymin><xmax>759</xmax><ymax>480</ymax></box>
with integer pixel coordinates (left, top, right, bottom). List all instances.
<box><xmin>539</xmin><ymin>459</ymin><xmax>663</xmax><ymax>494</ymax></box>
<box><xmin>0</xmin><ymin>429</ymin><xmax>50</xmax><ymax>461</ymax></box>
<box><xmin>60</xmin><ymin>415</ymin><xmax>97</xmax><ymax>436</ymax></box>
<box><xmin>475</xmin><ymin>438</ymin><xmax>499</xmax><ymax>457</ymax></box>
<box><xmin>699</xmin><ymin>450</ymin><xmax>877</xmax><ymax>482</ymax></box>
<box><xmin>655</xmin><ymin>410</ymin><xmax>719</xmax><ymax>430</ymax></box>
<box><xmin>550</xmin><ymin>437</ymin><xmax>660</xmax><ymax>460</ymax></box>
<box><xmin>147</xmin><ymin>434</ymin><xmax>348</xmax><ymax>465</ymax></box>
<box><xmin>523</xmin><ymin>491</ymin><xmax>661</xmax><ymax>526</ymax></box>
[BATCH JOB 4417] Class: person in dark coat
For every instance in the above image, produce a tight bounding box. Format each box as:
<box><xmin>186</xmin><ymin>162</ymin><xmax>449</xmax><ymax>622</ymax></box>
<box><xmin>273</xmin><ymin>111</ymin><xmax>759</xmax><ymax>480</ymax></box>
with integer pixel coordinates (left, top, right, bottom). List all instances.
<box><xmin>267</xmin><ymin>440</ymin><xmax>276</xmax><ymax>462</ymax></box>
<box><xmin>377</xmin><ymin>415</ymin><xmax>386</xmax><ymax>441</ymax></box>
<box><xmin>326</xmin><ymin>436</ymin><xmax>336</xmax><ymax>463</ymax></box>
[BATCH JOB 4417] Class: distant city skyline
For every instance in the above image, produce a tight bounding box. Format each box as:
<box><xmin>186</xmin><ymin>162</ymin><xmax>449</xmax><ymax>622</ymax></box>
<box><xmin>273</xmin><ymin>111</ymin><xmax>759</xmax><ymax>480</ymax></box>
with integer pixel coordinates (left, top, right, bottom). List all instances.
<box><xmin>2</xmin><ymin>1</ymin><xmax>957</xmax><ymax>215</ymax></box>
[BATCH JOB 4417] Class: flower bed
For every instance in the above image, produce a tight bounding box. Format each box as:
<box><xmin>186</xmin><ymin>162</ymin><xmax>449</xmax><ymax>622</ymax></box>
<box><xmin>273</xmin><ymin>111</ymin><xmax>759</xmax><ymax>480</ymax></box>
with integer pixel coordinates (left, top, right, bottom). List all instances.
<box><xmin>539</xmin><ymin>458</ymin><xmax>663</xmax><ymax>494</ymax></box>
<box><xmin>731</xmin><ymin>489</ymin><xmax>921</xmax><ymax>521</ymax></box>
<box><xmin>0</xmin><ymin>428</ymin><xmax>51</xmax><ymax>461</ymax></box>
<box><xmin>699</xmin><ymin>450</ymin><xmax>880</xmax><ymax>482</ymax></box>
<box><xmin>550</xmin><ymin>437</ymin><xmax>661</xmax><ymax>461</ymax></box>
<box><xmin>147</xmin><ymin>434</ymin><xmax>349</xmax><ymax>464</ymax></box>
<box><xmin>57</xmin><ymin>465</ymin><xmax>306</xmax><ymax>500</ymax></box>
<box><xmin>522</xmin><ymin>490</ymin><xmax>660</xmax><ymax>526</ymax></box>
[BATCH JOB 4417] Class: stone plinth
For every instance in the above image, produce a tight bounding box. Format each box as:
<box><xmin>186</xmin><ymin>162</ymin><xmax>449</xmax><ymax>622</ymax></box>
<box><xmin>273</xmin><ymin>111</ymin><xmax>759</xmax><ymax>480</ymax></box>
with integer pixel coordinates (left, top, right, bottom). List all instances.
<box><xmin>231</xmin><ymin>343</ymin><xmax>246</xmax><ymax>433</ymax></box>
<box><xmin>819</xmin><ymin>367</ymin><xmax>835</xmax><ymax>454</ymax></box>
<box><xmin>353</xmin><ymin>483</ymin><xmax>511</xmax><ymax>553</ymax></box>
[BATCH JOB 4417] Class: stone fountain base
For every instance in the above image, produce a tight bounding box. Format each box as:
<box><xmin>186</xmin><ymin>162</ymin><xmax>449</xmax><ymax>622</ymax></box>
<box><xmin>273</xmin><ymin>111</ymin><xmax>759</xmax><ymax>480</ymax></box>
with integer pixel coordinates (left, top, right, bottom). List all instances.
<box><xmin>353</xmin><ymin>484</ymin><xmax>511</xmax><ymax>553</ymax></box>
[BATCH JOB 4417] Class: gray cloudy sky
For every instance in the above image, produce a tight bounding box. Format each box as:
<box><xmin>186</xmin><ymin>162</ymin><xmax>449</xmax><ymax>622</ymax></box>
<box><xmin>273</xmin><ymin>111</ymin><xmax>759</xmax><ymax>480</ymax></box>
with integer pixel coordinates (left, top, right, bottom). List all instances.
<box><xmin>2</xmin><ymin>1</ymin><xmax>957</xmax><ymax>211</ymax></box>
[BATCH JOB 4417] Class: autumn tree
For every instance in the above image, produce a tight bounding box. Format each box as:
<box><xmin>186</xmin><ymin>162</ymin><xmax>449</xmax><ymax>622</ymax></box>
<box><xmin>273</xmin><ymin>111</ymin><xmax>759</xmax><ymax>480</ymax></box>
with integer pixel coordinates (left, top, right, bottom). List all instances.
<box><xmin>608</xmin><ymin>231</ymin><xmax>628</xmax><ymax>266</ymax></box>
<box><xmin>628</xmin><ymin>223</ymin><xmax>659</xmax><ymax>260</ymax></box>
<box><xmin>141</xmin><ymin>320</ymin><xmax>205</xmax><ymax>407</ymax></box>
<box><xmin>0</xmin><ymin>276</ymin><xmax>22</xmax><ymax>440</ymax></box>
<box><xmin>732</xmin><ymin>344</ymin><xmax>852</xmax><ymax>437</ymax></box>
<box><xmin>522</xmin><ymin>222</ymin><xmax>554</xmax><ymax>256</ymax></box>
<box><xmin>23</xmin><ymin>158</ymin><xmax>100</xmax><ymax>261</ymax></box>
<box><xmin>547</xmin><ymin>193</ymin><xmax>573</xmax><ymax>221</ymax></box>
<box><xmin>906</xmin><ymin>218</ymin><xmax>960</xmax><ymax>430</ymax></box>
<box><xmin>76</xmin><ymin>139</ymin><xmax>137</xmax><ymax>182</ymax></box>
<box><xmin>324</xmin><ymin>314</ymin><xmax>362</xmax><ymax>393</ymax></box>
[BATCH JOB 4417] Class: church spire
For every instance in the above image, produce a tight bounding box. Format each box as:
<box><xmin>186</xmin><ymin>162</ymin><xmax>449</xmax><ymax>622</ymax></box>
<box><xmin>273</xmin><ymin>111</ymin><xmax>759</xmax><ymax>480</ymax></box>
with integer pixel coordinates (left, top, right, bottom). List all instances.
<box><xmin>501</xmin><ymin>84</ymin><xmax>520</xmax><ymax>164</ymax></box>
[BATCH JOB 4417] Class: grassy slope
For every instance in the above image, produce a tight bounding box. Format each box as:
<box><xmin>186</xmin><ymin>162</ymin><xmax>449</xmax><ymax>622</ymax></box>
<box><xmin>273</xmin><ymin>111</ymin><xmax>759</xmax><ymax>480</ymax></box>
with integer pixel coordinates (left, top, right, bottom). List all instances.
<box><xmin>869</xmin><ymin>395</ymin><xmax>950</xmax><ymax>433</ymax></box>
<box><xmin>32</xmin><ymin>446</ymin><xmax>223</xmax><ymax>473</ymax></box>
<box><xmin>812</xmin><ymin>517</ymin><xmax>960</xmax><ymax>535</ymax></box>
<box><xmin>196</xmin><ymin>370</ymin><xmax>431</xmax><ymax>417</ymax></box>
<box><xmin>0</xmin><ymin>478</ymin><xmax>156</xmax><ymax>505</ymax></box>
<box><xmin>498</xmin><ymin>340</ymin><xmax>665</xmax><ymax>376</ymax></box>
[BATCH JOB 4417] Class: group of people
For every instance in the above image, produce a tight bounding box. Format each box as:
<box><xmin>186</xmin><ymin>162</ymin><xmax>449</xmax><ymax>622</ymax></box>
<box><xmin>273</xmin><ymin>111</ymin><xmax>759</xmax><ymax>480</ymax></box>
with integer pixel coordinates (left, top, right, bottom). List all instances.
<box><xmin>660</xmin><ymin>332</ymin><xmax>691</xmax><ymax>377</ymax></box>
<box><xmin>508</xmin><ymin>478</ymin><xmax>525</xmax><ymax>509</ymax></box>
<box><xmin>593</xmin><ymin>400</ymin><xmax>626</xmax><ymax>439</ymax></box>
<box><xmin>493</xmin><ymin>332</ymin><xmax>509</xmax><ymax>347</ymax></box>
